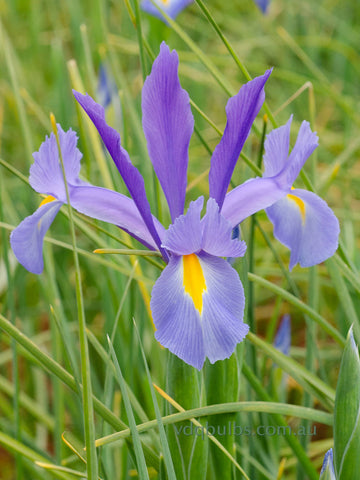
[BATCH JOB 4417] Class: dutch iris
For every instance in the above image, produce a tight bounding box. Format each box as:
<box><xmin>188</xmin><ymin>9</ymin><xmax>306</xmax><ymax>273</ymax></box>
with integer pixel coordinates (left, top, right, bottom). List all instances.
<box><xmin>10</xmin><ymin>43</ymin><xmax>339</xmax><ymax>369</ymax></box>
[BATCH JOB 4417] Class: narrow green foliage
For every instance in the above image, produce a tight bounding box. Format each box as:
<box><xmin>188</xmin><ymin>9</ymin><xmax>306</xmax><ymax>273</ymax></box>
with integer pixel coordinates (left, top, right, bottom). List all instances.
<box><xmin>334</xmin><ymin>328</ymin><xmax>360</xmax><ymax>479</ymax></box>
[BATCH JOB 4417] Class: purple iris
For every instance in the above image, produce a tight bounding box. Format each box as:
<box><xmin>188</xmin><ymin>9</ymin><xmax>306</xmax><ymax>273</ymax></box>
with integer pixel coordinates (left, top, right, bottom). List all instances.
<box><xmin>253</xmin><ymin>0</ymin><xmax>269</xmax><ymax>14</ymax></box>
<box><xmin>264</xmin><ymin>117</ymin><xmax>340</xmax><ymax>270</ymax></box>
<box><xmin>140</xmin><ymin>0</ymin><xmax>193</xmax><ymax>21</ymax></box>
<box><xmin>10</xmin><ymin>42</ymin><xmax>338</xmax><ymax>369</ymax></box>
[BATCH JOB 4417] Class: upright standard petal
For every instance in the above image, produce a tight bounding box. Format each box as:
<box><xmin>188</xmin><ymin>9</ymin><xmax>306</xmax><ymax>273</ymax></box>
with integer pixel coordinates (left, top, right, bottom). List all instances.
<box><xmin>140</xmin><ymin>0</ymin><xmax>193</xmax><ymax>21</ymax></box>
<box><xmin>142</xmin><ymin>42</ymin><xmax>194</xmax><ymax>221</ymax></box>
<box><xmin>29</xmin><ymin>126</ymin><xmax>85</xmax><ymax>201</ymax></box>
<box><xmin>266</xmin><ymin>189</ymin><xmax>339</xmax><ymax>270</ymax></box>
<box><xmin>10</xmin><ymin>200</ymin><xmax>63</xmax><ymax>274</ymax></box>
<box><xmin>209</xmin><ymin>70</ymin><xmax>272</xmax><ymax>209</ymax></box>
<box><xmin>73</xmin><ymin>91</ymin><xmax>165</xmax><ymax>258</ymax></box>
<box><xmin>151</xmin><ymin>252</ymin><xmax>248</xmax><ymax>370</ymax></box>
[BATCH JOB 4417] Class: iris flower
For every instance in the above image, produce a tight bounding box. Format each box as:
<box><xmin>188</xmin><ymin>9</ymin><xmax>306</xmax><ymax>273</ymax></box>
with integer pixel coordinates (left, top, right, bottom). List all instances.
<box><xmin>140</xmin><ymin>0</ymin><xmax>193</xmax><ymax>21</ymax></box>
<box><xmin>264</xmin><ymin>117</ymin><xmax>340</xmax><ymax>270</ymax></box>
<box><xmin>141</xmin><ymin>0</ymin><xmax>269</xmax><ymax>22</ymax></box>
<box><xmin>253</xmin><ymin>0</ymin><xmax>269</xmax><ymax>14</ymax></box>
<box><xmin>320</xmin><ymin>449</ymin><xmax>336</xmax><ymax>480</ymax></box>
<box><xmin>11</xmin><ymin>42</ymin><xmax>338</xmax><ymax>369</ymax></box>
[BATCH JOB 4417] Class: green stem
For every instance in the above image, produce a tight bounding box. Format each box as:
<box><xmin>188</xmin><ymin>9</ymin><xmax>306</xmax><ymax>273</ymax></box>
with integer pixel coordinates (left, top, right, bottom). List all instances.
<box><xmin>51</xmin><ymin>117</ymin><xmax>98</xmax><ymax>479</ymax></box>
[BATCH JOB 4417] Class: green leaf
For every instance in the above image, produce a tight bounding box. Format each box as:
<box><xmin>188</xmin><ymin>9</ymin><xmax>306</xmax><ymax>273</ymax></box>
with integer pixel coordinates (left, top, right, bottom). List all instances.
<box><xmin>334</xmin><ymin>328</ymin><xmax>360</xmax><ymax>479</ymax></box>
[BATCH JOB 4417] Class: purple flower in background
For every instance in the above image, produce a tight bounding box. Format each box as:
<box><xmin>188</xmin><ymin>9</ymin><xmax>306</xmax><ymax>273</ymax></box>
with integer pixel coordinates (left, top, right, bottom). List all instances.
<box><xmin>320</xmin><ymin>449</ymin><xmax>336</xmax><ymax>480</ymax></box>
<box><xmin>254</xmin><ymin>0</ymin><xmax>269</xmax><ymax>14</ymax></box>
<box><xmin>140</xmin><ymin>0</ymin><xmax>193</xmax><ymax>21</ymax></box>
<box><xmin>11</xmin><ymin>42</ymin><xmax>338</xmax><ymax>369</ymax></box>
<box><xmin>274</xmin><ymin>314</ymin><xmax>291</xmax><ymax>356</ymax></box>
<box><xmin>264</xmin><ymin>117</ymin><xmax>340</xmax><ymax>270</ymax></box>
<box><xmin>10</xmin><ymin>127</ymin><xmax>165</xmax><ymax>274</ymax></box>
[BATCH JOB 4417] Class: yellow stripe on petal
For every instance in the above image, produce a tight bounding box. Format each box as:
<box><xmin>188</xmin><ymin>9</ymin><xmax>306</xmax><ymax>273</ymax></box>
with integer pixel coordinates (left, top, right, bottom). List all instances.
<box><xmin>183</xmin><ymin>254</ymin><xmax>207</xmax><ymax>314</ymax></box>
<box><xmin>287</xmin><ymin>193</ymin><xmax>306</xmax><ymax>224</ymax></box>
<box><xmin>39</xmin><ymin>195</ymin><xmax>56</xmax><ymax>207</ymax></box>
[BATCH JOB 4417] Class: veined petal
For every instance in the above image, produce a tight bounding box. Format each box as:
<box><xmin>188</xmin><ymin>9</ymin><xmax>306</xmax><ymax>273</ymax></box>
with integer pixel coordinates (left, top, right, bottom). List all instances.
<box><xmin>151</xmin><ymin>255</ymin><xmax>205</xmax><ymax>370</ymax></box>
<box><xmin>29</xmin><ymin>126</ymin><xmax>86</xmax><ymax>201</ymax></box>
<box><xmin>69</xmin><ymin>185</ymin><xmax>165</xmax><ymax>250</ymax></box>
<box><xmin>142</xmin><ymin>42</ymin><xmax>194</xmax><ymax>221</ymax></box>
<box><xmin>221</xmin><ymin>176</ymin><xmax>288</xmax><ymax>227</ymax></box>
<box><xmin>199</xmin><ymin>253</ymin><xmax>248</xmax><ymax>363</ymax></box>
<box><xmin>263</xmin><ymin>116</ymin><xmax>292</xmax><ymax>178</ymax></box>
<box><xmin>284</xmin><ymin>120</ymin><xmax>319</xmax><ymax>186</ymax></box>
<box><xmin>209</xmin><ymin>70</ymin><xmax>272</xmax><ymax>209</ymax></box>
<box><xmin>73</xmin><ymin>91</ymin><xmax>165</xmax><ymax>257</ymax></box>
<box><xmin>162</xmin><ymin>197</ymin><xmax>203</xmax><ymax>255</ymax></box>
<box><xmin>140</xmin><ymin>0</ymin><xmax>193</xmax><ymax>21</ymax></box>
<box><xmin>201</xmin><ymin>198</ymin><xmax>246</xmax><ymax>257</ymax></box>
<box><xmin>10</xmin><ymin>200</ymin><xmax>63</xmax><ymax>274</ymax></box>
<box><xmin>151</xmin><ymin>252</ymin><xmax>248</xmax><ymax>369</ymax></box>
<box><xmin>266</xmin><ymin>188</ymin><xmax>340</xmax><ymax>270</ymax></box>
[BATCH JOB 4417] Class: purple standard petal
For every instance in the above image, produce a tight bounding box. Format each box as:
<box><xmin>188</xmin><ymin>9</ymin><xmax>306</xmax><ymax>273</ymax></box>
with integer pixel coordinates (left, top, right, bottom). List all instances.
<box><xmin>69</xmin><ymin>185</ymin><xmax>165</xmax><ymax>250</ymax></box>
<box><xmin>201</xmin><ymin>198</ymin><xmax>246</xmax><ymax>257</ymax></box>
<box><xmin>221</xmin><ymin>118</ymin><xmax>319</xmax><ymax>227</ymax></box>
<box><xmin>10</xmin><ymin>200</ymin><xmax>63</xmax><ymax>274</ymax></box>
<box><xmin>140</xmin><ymin>0</ymin><xmax>193</xmax><ymax>21</ymax></box>
<box><xmin>266</xmin><ymin>188</ymin><xmax>340</xmax><ymax>270</ymax></box>
<box><xmin>29</xmin><ymin>126</ymin><xmax>86</xmax><ymax>201</ymax></box>
<box><xmin>253</xmin><ymin>0</ymin><xmax>269</xmax><ymax>14</ymax></box>
<box><xmin>209</xmin><ymin>70</ymin><xmax>272</xmax><ymax>209</ymax></box>
<box><xmin>142</xmin><ymin>42</ymin><xmax>194</xmax><ymax>221</ymax></box>
<box><xmin>263</xmin><ymin>116</ymin><xmax>292</xmax><ymax>178</ymax></box>
<box><xmin>150</xmin><ymin>252</ymin><xmax>248</xmax><ymax>369</ymax></box>
<box><xmin>151</xmin><ymin>255</ymin><xmax>205</xmax><ymax>370</ymax></box>
<box><xmin>162</xmin><ymin>197</ymin><xmax>203</xmax><ymax>255</ymax></box>
<box><xmin>73</xmin><ymin>91</ymin><xmax>166</xmax><ymax>258</ymax></box>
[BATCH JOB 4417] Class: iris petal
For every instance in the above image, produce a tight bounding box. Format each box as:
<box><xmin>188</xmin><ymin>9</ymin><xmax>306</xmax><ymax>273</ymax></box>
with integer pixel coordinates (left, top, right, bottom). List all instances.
<box><xmin>29</xmin><ymin>126</ymin><xmax>85</xmax><ymax>201</ymax></box>
<box><xmin>142</xmin><ymin>42</ymin><xmax>194</xmax><ymax>221</ymax></box>
<box><xmin>151</xmin><ymin>255</ymin><xmax>205</xmax><ymax>370</ymax></box>
<box><xmin>209</xmin><ymin>70</ymin><xmax>272</xmax><ymax>209</ymax></box>
<box><xmin>199</xmin><ymin>253</ymin><xmax>248</xmax><ymax>363</ymax></box>
<box><xmin>161</xmin><ymin>197</ymin><xmax>203</xmax><ymax>255</ymax></box>
<box><xmin>202</xmin><ymin>198</ymin><xmax>246</xmax><ymax>257</ymax></box>
<box><xmin>73</xmin><ymin>91</ymin><xmax>165</xmax><ymax>257</ymax></box>
<box><xmin>151</xmin><ymin>252</ymin><xmax>248</xmax><ymax>370</ymax></box>
<box><xmin>69</xmin><ymin>185</ymin><xmax>165</xmax><ymax>250</ymax></box>
<box><xmin>140</xmin><ymin>0</ymin><xmax>193</xmax><ymax>21</ymax></box>
<box><xmin>10</xmin><ymin>200</ymin><xmax>63</xmax><ymax>274</ymax></box>
<box><xmin>266</xmin><ymin>188</ymin><xmax>339</xmax><ymax>270</ymax></box>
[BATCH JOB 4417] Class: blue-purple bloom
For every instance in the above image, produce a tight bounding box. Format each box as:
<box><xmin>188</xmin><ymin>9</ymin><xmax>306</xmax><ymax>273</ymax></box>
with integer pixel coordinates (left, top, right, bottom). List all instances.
<box><xmin>10</xmin><ymin>42</ymin><xmax>339</xmax><ymax>369</ymax></box>
<box><xmin>140</xmin><ymin>0</ymin><xmax>193</xmax><ymax>21</ymax></box>
<box><xmin>254</xmin><ymin>0</ymin><xmax>269</xmax><ymax>14</ymax></box>
<box><xmin>274</xmin><ymin>314</ymin><xmax>291</xmax><ymax>356</ymax></box>
<box><xmin>264</xmin><ymin>117</ymin><xmax>340</xmax><ymax>270</ymax></box>
<box><xmin>320</xmin><ymin>449</ymin><xmax>336</xmax><ymax>479</ymax></box>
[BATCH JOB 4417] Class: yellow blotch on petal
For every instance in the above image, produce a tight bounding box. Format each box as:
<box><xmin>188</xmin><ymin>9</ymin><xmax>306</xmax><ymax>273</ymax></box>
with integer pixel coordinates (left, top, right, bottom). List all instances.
<box><xmin>183</xmin><ymin>254</ymin><xmax>207</xmax><ymax>314</ymax></box>
<box><xmin>160</xmin><ymin>0</ymin><xmax>170</xmax><ymax>4</ymax></box>
<box><xmin>39</xmin><ymin>195</ymin><xmax>56</xmax><ymax>207</ymax></box>
<box><xmin>287</xmin><ymin>193</ymin><xmax>306</xmax><ymax>224</ymax></box>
